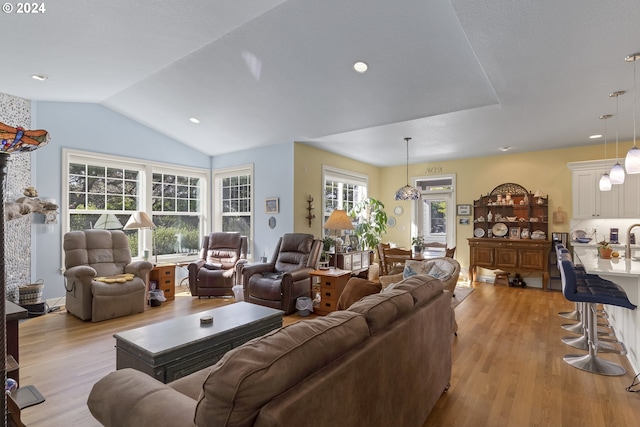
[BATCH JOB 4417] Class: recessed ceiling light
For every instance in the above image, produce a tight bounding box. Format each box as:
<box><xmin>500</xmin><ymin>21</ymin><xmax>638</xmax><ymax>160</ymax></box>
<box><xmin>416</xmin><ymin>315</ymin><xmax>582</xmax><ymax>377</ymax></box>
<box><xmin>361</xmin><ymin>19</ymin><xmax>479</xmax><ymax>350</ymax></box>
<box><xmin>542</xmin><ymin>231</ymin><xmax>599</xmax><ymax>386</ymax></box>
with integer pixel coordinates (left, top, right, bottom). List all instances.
<box><xmin>31</xmin><ymin>74</ymin><xmax>48</xmax><ymax>81</ymax></box>
<box><xmin>499</xmin><ymin>146</ymin><xmax>512</xmax><ymax>152</ymax></box>
<box><xmin>353</xmin><ymin>61</ymin><xmax>368</xmax><ymax>73</ymax></box>
<box><xmin>589</xmin><ymin>134</ymin><xmax>602</xmax><ymax>139</ymax></box>
<box><xmin>189</xmin><ymin>117</ymin><xmax>200</xmax><ymax>124</ymax></box>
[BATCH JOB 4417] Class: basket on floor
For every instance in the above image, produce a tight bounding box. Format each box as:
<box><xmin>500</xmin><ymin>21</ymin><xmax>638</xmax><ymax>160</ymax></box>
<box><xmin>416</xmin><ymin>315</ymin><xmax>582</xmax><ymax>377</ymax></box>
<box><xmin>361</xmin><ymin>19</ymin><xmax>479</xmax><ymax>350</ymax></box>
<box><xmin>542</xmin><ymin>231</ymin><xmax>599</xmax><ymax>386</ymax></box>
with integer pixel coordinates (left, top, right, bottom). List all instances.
<box><xmin>18</xmin><ymin>280</ymin><xmax>44</xmax><ymax>305</ymax></box>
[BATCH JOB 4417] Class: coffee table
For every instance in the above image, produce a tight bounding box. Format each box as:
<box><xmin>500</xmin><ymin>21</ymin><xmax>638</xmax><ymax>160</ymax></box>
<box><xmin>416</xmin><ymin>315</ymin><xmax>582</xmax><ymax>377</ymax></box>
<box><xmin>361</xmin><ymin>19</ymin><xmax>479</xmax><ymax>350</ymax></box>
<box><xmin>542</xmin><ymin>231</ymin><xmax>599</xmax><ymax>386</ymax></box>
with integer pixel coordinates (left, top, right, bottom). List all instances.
<box><xmin>114</xmin><ymin>302</ymin><xmax>283</xmax><ymax>383</ymax></box>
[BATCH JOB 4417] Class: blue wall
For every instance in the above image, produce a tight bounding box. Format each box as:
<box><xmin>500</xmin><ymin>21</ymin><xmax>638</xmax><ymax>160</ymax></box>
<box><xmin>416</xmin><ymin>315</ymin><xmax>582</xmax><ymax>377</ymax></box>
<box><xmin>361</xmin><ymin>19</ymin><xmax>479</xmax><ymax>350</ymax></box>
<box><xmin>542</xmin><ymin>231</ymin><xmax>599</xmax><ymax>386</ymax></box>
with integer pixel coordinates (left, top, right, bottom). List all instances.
<box><xmin>32</xmin><ymin>102</ymin><xmax>210</xmax><ymax>300</ymax></box>
<box><xmin>212</xmin><ymin>143</ymin><xmax>295</xmax><ymax>261</ymax></box>
<box><xmin>31</xmin><ymin>101</ymin><xmax>294</xmax><ymax>301</ymax></box>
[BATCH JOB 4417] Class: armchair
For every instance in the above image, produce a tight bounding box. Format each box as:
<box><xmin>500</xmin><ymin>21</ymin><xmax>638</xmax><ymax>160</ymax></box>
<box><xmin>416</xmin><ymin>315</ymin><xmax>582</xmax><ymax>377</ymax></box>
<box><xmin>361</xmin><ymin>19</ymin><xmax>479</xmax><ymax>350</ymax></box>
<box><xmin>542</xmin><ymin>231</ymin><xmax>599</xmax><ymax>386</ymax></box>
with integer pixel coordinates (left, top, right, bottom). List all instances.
<box><xmin>187</xmin><ymin>232</ymin><xmax>247</xmax><ymax>298</ymax></box>
<box><xmin>63</xmin><ymin>230</ymin><xmax>153</xmax><ymax>322</ymax></box>
<box><xmin>241</xmin><ymin>233</ymin><xmax>322</xmax><ymax>314</ymax></box>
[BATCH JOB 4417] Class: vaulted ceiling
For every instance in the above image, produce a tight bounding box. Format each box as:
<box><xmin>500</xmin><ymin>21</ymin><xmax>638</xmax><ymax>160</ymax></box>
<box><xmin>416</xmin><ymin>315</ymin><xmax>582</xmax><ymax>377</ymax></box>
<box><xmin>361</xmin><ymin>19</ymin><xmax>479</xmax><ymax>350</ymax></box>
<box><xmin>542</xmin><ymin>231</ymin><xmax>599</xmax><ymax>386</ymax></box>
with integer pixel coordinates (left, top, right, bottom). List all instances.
<box><xmin>3</xmin><ymin>0</ymin><xmax>640</xmax><ymax>166</ymax></box>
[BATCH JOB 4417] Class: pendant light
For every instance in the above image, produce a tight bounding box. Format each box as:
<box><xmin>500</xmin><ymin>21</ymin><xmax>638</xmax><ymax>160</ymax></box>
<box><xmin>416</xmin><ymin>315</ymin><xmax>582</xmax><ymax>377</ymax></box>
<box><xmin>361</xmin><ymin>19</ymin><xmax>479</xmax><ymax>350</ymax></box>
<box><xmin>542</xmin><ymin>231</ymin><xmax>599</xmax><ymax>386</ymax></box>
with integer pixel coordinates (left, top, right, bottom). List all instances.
<box><xmin>394</xmin><ymin>137</ymin><xmax>420</xmax><ymax>200</ymax></box>
<box><xmin>625</xmin><ymin>53</ymin><xmax>640</xmax><ymax>174</ymax></box>
<box><xmin>609</xmin><ymin>91</ymin><xmax>626</xmax><ymax>184</ymax></box>
<box><xmin>599</xmin><ymin>114</ymin><xmax>612</xmax><ymax>191</ymax></box>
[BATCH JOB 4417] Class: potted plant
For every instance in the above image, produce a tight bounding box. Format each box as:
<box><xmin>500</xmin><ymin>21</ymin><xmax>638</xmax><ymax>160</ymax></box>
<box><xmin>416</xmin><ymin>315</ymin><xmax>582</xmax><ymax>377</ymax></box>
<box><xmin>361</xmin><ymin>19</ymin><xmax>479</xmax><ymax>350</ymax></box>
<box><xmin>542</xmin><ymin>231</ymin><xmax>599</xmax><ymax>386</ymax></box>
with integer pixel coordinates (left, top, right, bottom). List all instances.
<box><xmin>598</xmin><ymin>240</ymin><xmax>613</xmax><ymax>259</ymax></box>
<box><xmin>320</xmin><ymin>237</ymin><xmax>333</xmax><ymax>264</ymax></box>
<box><xmin>349</xmin><ymin>197</ymin><xmax>388</xmax><ymax>260</ymax></box>
<box><xmin>411</xmin><ymin>235</ymin><xmax>425</xmax><ymax>253</ymax></box>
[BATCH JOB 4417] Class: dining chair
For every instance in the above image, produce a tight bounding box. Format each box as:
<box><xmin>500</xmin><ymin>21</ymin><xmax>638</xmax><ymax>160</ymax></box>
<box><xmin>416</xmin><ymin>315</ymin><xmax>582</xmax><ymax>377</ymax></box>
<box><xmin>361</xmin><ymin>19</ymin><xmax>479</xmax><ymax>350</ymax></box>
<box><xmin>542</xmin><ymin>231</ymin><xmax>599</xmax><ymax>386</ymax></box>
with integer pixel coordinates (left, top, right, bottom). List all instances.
<box><xmin>382</xmin><ymin>247</ymin><xmax>412</xmax><ymax>275</ymax></box>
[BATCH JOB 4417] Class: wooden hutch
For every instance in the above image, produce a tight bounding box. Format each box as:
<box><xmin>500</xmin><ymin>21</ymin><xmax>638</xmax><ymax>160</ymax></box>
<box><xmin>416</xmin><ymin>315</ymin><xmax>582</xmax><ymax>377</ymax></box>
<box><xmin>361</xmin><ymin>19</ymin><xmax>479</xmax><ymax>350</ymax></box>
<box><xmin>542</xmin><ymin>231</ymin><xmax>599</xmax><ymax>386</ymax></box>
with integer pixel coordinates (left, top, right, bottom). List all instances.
<box><xmin>468</xmin><ymin>183</ymin><xmax>551</xmax><ymax>291</ymax></box>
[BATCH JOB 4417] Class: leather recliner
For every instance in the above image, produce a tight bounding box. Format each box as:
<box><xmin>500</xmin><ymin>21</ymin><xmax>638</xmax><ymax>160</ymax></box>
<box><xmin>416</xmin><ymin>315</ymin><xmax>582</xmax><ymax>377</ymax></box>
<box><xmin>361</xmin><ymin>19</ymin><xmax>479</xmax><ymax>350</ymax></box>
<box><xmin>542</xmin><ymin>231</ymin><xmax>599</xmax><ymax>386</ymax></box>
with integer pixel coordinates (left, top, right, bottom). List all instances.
<box><xmin>188</xmin><ymin>232</ymin><xmax>247</xmax><ymax>298</ymax></box>
<box><xmin>241</xmin><ymin>233</ymin><xmax>322</xmax><ymax>314</ymax></box>
<box><xmin>63</xmin><ymin>230</ymin><xmax>153</xmax><ymax>322</ymax></box>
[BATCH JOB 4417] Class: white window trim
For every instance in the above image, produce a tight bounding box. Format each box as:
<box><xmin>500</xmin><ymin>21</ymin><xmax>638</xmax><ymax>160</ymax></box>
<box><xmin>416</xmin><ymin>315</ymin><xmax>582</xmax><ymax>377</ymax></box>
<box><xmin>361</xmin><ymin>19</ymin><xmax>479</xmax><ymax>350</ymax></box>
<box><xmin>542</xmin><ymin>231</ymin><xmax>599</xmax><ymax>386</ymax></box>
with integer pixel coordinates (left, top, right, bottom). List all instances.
<box><xmin>322</xmin><ymin>165</ymin><xmax>368</xmax><ymax>213</ymax></box>
<box><xmin>212</xmin><ymin>163</ymin><xmax>254</xmax><ymax>256</ymax></box>
<box><xmin>62</xmin><ymin>148</ymin><xmax>210</xmax><ymax>263</ymax></box>
<box><xmin>412</xmin><ymin>173</ymin><xmax>457</xmax><ymax>246</ymax></box>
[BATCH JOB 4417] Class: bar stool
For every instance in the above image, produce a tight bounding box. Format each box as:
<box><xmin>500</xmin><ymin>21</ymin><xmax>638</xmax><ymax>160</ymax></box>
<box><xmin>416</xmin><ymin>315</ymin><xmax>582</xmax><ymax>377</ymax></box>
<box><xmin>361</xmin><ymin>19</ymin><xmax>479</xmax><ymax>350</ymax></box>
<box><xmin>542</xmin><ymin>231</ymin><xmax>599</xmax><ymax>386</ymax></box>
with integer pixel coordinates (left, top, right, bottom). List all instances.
<box><xmin>556</xmin><ymin>248</ymin><xmax>612</xmax><ymax>335</ymax></box>
<box><xmin>559</xmin><ymin>257</ymin><xmax>636</xmax><ymax>376</ymax></box>
<box><xmin>556</xmin><ymin>246</ymin><xmax>580</xmax><ymax>320</ymax></box>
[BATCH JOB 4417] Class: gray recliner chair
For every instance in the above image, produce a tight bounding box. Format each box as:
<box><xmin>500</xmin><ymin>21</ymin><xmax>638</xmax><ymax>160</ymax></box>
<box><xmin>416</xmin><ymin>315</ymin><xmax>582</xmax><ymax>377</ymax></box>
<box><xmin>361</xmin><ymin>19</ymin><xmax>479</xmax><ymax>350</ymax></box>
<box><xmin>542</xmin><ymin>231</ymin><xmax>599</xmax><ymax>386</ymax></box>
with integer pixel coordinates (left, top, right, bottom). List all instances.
<box><xmin>241</xmin><ymin>233</ymin><xmax>322</xmax><ymax>314</ymax></box>
<box><xmin>63</xmin><ymin>229</ymin><xmax>153</xmax><ymax>322</ymax></box>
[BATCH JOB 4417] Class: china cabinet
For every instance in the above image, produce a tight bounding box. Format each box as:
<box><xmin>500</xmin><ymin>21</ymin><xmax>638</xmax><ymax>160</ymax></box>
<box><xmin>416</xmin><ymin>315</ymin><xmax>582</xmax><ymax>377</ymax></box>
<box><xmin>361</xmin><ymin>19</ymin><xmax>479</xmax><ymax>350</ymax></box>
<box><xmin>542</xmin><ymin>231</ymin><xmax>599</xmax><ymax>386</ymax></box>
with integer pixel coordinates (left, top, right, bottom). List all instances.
<box><xmin>469</xmin><ymin>183</ymin><xmax>550</xmax><ymax>291</ymax></box>
<box><xmin>472</xmin><ymin>183</ymin><xmax>548</xmax><ymax>241</ymax></box>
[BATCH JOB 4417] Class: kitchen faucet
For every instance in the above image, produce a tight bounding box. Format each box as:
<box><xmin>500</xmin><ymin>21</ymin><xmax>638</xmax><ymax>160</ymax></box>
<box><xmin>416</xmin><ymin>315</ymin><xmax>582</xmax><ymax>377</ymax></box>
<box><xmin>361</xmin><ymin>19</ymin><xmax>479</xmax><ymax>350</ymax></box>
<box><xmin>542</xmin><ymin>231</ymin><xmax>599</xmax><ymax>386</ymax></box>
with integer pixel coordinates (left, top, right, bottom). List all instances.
<box><xmin>625</xmin><ymin>224</ymin><xmax>640</xmax><ymax>259</ymax></box>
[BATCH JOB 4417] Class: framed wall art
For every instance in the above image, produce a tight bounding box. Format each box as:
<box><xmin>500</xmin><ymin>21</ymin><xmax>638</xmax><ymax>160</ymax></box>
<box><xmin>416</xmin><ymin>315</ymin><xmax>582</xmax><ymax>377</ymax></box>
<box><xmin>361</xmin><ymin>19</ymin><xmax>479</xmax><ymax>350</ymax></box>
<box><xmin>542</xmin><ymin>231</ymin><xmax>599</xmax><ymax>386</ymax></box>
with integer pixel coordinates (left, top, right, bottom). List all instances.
<box><xmin>265</xmin><ymin>197</ymin><xmax>279</xmax><ymax>214</ymax></box>
<box><xmin>509</xmin><ymin>227</ymin><xmax>521</xmax><ymax>239</ymax></box>
<box><xmin>457</xmin><ymin>204</ymin><xmax>471</xmax><ymax>216</ymax></box>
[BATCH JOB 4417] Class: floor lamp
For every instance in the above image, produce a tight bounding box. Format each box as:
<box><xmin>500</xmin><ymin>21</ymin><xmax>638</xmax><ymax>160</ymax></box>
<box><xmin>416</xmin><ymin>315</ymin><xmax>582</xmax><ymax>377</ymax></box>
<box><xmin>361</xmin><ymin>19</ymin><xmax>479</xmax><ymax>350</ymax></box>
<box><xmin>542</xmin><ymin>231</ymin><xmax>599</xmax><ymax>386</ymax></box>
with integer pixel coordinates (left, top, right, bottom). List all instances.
<box><xmin>323</xmin><ymin>209</ymin><xmax>354</xmax><ymax>268</ymax></box>
<box><xmin>123</xmin><ymin>211</ymin><xmax>157</xmax><ymax>263</ymax></box>
<box><xmin>0</xmin><ymin>121</ymin><xmax>50</xmax><ymax>425</ymax></box>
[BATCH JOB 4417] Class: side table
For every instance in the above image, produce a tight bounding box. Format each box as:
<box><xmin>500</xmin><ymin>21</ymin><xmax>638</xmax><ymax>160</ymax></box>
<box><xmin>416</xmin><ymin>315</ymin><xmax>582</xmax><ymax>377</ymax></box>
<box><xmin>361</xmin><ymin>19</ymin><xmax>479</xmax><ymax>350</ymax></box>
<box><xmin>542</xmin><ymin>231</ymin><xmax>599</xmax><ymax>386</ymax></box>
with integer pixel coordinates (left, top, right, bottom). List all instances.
<box><xmin>149</xmin><ymin>264</ymin><xmax>176</xmax><ymax>301</ymax></box>
<box><xmin>309</xmin><ymin>269</ymin><xmax>351</xmax><ymax>315</ymax></box>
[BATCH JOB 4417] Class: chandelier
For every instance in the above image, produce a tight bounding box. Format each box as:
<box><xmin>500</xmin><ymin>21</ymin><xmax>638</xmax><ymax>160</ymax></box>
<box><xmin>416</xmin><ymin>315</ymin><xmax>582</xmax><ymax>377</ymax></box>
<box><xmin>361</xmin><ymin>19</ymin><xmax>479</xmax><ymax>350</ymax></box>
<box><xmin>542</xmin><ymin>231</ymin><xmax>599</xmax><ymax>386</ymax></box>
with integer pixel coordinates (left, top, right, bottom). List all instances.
<box><xmin>394</xmin><ymin>137</ymin><xmax>420</xmax><ymax>200</ymax></box>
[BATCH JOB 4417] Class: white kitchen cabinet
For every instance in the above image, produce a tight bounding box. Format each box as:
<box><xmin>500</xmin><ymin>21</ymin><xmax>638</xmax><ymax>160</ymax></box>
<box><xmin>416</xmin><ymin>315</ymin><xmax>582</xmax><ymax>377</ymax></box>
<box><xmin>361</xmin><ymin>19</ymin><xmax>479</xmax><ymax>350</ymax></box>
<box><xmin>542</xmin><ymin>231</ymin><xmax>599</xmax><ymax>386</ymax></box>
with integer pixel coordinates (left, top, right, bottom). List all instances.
<box><xmin>569</xmin><ymin>160</ymin><xmax>640</xmax><ymax>219</ymax></box>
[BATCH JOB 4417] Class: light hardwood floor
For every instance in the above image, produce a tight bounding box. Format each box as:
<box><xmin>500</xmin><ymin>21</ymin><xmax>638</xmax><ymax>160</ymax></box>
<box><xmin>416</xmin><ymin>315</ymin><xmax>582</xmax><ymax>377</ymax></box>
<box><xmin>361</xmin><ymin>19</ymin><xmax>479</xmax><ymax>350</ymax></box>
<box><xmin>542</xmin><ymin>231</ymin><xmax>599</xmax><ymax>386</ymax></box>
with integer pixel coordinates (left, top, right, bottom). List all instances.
<box><xmin>16</xmin><ymin>282</ymin><xmax>640</xmax><ymax>427</ymax></box>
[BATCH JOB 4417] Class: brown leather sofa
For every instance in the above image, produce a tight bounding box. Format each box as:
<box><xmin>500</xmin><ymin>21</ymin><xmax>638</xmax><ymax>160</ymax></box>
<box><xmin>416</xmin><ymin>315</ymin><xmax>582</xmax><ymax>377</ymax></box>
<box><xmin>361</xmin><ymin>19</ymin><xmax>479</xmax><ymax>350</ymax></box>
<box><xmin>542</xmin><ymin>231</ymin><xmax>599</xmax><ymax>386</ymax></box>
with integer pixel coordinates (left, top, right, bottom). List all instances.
<box><xmin>187</xmin><ymin>232</ymin><xmax>247</xmax><ymax>298</ymax></box>
<box><xmin>63</xmin><ymin>230</ymin><xmax>153</xmax><ymax>322</ymax></box>
<box><xmin>87</xmin><ymin>274</ymin><xmax>452</xmax><ymax>427</ymax></box>
<box><xmin>240</xmin><ymin>233</ymin><xmax>322</xmax><ymax>314</ymax></box>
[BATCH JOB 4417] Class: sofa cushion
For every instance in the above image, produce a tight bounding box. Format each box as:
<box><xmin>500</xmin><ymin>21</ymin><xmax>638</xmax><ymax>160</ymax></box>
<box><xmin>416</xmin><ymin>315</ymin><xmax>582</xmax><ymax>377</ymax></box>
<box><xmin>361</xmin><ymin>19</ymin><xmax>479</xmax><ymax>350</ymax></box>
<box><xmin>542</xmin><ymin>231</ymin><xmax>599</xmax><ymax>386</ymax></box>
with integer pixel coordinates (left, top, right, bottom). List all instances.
<box><xmin>394</xmin><ymin>274</ymin><xmax>444</xmax><ymax>306</ymax></box>
<box><xmin>347</xmin><ymin>290</ymin><xmax>414</xmax><ymax>334</ymax></box>
<box><xmin>336</xmin><ymin>277</ymin><xmax>382</xmax><ymax>310</ymax></box>
<box><xmin>194</xmin><ymin>310</ymin><xmax>369</xmax><ymax>426</ymax></box>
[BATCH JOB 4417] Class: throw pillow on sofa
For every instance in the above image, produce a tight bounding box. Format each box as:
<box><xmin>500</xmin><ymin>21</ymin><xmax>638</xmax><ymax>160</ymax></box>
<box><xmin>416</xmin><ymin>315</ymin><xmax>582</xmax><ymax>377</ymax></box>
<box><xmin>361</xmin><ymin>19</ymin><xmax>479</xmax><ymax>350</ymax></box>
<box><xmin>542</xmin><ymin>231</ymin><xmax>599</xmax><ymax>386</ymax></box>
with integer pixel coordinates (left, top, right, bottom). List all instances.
<box><xmin>403</xmin><ymin>259</ymin><xmax>454</xmax><ymax>282</ymax></box>
<box><xmin>337</xmin><ymin>278</ymin><xmax>382</xmax><ymax>310</ymax></box>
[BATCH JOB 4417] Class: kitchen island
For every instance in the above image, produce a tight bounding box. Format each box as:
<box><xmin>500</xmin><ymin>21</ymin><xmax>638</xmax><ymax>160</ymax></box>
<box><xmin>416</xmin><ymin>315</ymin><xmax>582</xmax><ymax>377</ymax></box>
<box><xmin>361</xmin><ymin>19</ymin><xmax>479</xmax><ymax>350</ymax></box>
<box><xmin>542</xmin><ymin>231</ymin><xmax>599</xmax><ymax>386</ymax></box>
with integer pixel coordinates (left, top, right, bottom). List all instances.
<box><xmin>573</xmin><ymin>246</ymin><xmax>640</xmax><ymax>374</ymax></box>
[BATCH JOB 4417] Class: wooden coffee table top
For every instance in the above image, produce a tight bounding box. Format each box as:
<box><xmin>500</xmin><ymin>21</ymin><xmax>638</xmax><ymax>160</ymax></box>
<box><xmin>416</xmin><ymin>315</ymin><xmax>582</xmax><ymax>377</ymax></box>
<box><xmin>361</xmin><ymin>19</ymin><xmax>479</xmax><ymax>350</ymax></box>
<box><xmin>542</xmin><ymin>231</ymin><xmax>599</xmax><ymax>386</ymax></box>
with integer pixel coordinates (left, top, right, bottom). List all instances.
<box><xmin>114</xmin><ymin>302</ymin><xmax>283</xmax><ymax>356</ymax></box>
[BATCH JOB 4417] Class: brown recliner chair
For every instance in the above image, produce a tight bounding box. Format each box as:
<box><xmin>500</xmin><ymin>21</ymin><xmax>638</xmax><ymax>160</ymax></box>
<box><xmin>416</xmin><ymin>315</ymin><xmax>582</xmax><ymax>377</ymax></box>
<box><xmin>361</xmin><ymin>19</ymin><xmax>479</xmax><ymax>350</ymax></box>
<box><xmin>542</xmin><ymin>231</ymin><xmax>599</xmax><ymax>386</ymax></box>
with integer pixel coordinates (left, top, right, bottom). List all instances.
<box><xmin>241</xmin><ymin>233</ymin><xmax>322</xmax><ymax>314</ymax></box>
<box><xmin>63</xmin><ymin>230</ymin><xmax>153</xmax><ymax>322</ymax></box>
<box><xmin>187</xmin><ymin>232</ymin><xmax>247</xmax><ymax>298</ymax></box>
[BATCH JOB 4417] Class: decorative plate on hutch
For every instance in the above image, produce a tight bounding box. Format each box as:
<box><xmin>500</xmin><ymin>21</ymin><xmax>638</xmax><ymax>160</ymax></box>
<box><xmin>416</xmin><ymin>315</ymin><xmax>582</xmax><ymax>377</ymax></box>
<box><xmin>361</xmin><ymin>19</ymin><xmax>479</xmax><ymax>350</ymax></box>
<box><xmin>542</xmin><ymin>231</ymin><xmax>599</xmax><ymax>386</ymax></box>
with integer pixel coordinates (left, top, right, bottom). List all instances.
<box><xmin>474</xmin><ymin>227</ymin><xmax>485</xmax><ymax>238</ymax></box>
<box><xmin>492</xmin><ymin>222</ymin><xmax>508</xmax><ymax>237</ymax></box>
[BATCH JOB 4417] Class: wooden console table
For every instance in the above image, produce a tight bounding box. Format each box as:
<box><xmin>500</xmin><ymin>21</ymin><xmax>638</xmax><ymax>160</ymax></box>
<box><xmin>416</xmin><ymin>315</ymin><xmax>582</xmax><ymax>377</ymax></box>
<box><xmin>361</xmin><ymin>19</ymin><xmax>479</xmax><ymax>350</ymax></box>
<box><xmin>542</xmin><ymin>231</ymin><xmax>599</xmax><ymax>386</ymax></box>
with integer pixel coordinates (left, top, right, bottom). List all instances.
<box><xmin>329</xmin><ymin>251</ymin><xmax>370</xmax><ymax>275</ymax></box>
<box><xmin>468</xmin><ymin>238</ymin><xmax>551</xmax><ymax>291</ymax></box>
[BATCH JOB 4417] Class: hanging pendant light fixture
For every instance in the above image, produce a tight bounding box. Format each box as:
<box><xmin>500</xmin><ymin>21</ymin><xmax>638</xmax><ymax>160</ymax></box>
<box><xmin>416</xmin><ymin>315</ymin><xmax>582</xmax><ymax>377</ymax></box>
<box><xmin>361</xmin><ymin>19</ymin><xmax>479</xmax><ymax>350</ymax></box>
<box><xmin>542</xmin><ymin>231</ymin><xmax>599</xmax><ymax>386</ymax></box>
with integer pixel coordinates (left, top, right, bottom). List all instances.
<box><xmin>599</xmin><ymin>114</ymin><xmax>612</xmax><ymax>191</ymax></box>
<box><xmin>625</xmin><ymin>53</ymin><xmax>640</xmax><ymax>174</ymax></box>
<box><xmin>609</xmin><ymin>90</ymin><xmax>626</xmax><ymax>184</ymax></box>
<box><xmin>394</xmin><ymin>137</ymin><xmax>420</xmax><ymax>200</ymax></box>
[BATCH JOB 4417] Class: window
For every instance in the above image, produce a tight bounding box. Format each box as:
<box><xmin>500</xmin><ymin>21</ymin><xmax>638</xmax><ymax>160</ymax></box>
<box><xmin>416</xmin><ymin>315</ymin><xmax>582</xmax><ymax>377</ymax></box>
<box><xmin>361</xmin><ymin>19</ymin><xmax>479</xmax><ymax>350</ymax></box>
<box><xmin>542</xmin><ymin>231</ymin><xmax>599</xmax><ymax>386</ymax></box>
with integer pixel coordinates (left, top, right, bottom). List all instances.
<box><xmin>213</xmin><ymin>165</ymin><xmax>253</xmax><ymax>255</ymax></box>
<box><xmin>151</xmin><ymin>171</ymin><xmax>203</xmax><ymax>256</ymax></box>
<box><xmin>322</xmin><ymin>166</ymin><xmax>368</xmax><ymax>230</ymax></box>
<box><xmin>64</xmin><ymin>149</ymin><xmax>208</xmax><ymax>260</ymax></box>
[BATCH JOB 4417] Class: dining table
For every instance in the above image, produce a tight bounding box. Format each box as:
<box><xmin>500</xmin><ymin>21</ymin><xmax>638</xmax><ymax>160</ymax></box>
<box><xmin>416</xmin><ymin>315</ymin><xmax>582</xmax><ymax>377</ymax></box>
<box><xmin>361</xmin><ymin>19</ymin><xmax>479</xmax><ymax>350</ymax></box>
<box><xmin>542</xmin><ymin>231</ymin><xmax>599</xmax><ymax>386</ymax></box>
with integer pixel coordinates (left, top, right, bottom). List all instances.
<box><xmin>383</xmin><ymin>249</ymin><xmax>444</xmax><ymax>265</ymax></box>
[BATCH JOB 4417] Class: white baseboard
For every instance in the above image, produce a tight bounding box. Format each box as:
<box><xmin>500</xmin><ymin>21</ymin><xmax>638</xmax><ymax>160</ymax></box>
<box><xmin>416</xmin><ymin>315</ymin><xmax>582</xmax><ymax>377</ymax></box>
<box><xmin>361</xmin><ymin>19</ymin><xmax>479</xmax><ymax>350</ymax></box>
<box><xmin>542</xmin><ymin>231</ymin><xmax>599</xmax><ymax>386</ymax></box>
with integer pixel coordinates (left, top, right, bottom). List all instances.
<box><xmin>46</xmin><ymin>296</ymin><xmax>66</xmax><ymax>308</ymax></box>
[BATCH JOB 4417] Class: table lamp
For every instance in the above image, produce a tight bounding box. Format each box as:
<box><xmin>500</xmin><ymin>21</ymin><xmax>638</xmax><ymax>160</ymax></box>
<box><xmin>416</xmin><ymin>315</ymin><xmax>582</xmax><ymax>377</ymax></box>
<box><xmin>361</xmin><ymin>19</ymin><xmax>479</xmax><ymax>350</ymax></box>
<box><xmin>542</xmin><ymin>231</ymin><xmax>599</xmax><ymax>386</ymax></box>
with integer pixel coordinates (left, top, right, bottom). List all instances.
<box><xmin>93</xmin><ymin>213</ymin><xmax>123</xmax><ymax>230</ymax></box>
<box><xmin>123</xmin><ymin>211</ymin><xmax>157</xmax><ymax>262</ymax></box>
<box><xmin>323</xmin><ymin>209</ymin><xmax>354</xmax><ymax>267</ymax></box>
